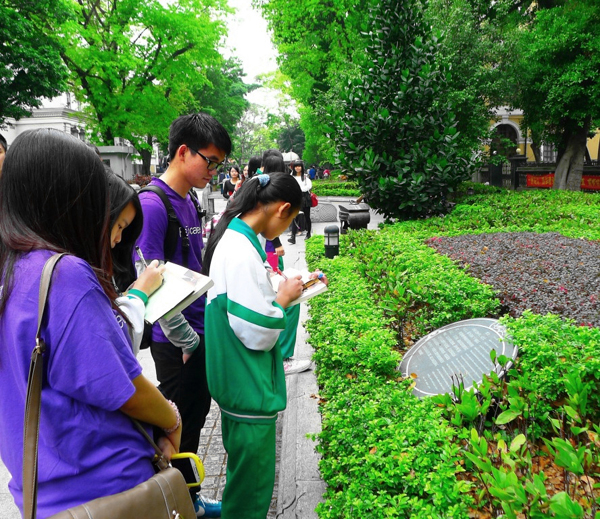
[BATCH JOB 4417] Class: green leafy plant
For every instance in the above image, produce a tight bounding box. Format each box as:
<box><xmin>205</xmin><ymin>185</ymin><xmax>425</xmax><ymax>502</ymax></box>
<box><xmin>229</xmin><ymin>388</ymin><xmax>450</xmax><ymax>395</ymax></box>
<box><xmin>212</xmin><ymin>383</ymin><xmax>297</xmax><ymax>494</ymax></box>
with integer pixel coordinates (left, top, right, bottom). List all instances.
<box><xmin>333</xmin><ymin>0</ymin><xmax>471</xmax><ymax>220</ymax></box>
<box><xmin>305</xmin><ymin>254</ymin><xmax>472</xmax><ymax>517</ymax></box>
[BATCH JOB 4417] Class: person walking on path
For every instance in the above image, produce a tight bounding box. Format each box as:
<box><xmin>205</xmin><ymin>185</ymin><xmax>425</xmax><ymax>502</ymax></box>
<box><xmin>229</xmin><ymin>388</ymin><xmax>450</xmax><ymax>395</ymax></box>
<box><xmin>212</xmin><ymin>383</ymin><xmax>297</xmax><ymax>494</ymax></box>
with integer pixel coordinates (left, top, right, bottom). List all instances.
<box><xmin>261</xmin><ymin>151</ymin><xmax>311</xmax><ymax>375</ymax></box>
<box><xmin>134</xmin><ymin>113</ymin><xmax>231</xmax><ymax>518</ymax></box>
<box><xmin>202</xmin><ymin>173</ymin><xmax>304</xmax><ymax>519</ymax></box>
<box><xmin>288</xmin><ymin>161</ymin><xmax>313</xmax><ymax>244</ymax></box>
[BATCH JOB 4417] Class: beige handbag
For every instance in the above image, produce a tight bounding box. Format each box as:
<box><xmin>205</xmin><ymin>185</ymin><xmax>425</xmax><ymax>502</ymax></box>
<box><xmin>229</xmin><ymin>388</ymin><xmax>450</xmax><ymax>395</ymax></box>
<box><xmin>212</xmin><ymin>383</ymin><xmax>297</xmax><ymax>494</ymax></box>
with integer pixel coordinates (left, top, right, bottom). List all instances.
<box><xmin>23</xmin><ymin>254</ymin><xmax>196</xmax><ymax>519</ymax></box>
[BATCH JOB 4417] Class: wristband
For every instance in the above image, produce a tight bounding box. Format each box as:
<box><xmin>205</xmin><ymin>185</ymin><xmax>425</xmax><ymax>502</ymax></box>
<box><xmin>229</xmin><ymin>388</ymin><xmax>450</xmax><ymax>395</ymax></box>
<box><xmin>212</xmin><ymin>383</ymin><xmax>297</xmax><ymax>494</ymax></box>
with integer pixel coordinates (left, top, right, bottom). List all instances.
<box><xmin>163</xmin><ymin>400</ymin><xmax>181</xmax><ymax>435</ymax></box>
<box><xmin>127</xmin><ymin>288</ymin><xmax>149</xmax><ymax>305</ymax></box>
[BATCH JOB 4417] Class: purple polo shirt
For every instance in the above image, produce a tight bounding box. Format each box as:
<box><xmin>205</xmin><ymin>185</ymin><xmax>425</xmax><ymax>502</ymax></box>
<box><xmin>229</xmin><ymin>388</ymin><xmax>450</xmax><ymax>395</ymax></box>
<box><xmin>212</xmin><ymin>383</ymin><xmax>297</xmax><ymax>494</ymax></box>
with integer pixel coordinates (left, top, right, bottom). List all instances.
<box><xmin>0</xmin><ymin>251</ymin><xmax>154</xmax><ymax>517</ymax></box>
<box><xmin>136</xmin><ymin>178</ymin><xmax>205</xmax><ymax>341</ymax></box>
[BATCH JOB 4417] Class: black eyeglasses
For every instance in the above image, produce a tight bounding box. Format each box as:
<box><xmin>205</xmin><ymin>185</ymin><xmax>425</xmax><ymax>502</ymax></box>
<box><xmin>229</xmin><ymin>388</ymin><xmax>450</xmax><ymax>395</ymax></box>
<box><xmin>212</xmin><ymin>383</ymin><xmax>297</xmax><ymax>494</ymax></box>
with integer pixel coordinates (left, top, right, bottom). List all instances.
<box><xmin>190</xmin><ymin>148</ymin><xmax>225</xmax><ymax>171</ymax></box>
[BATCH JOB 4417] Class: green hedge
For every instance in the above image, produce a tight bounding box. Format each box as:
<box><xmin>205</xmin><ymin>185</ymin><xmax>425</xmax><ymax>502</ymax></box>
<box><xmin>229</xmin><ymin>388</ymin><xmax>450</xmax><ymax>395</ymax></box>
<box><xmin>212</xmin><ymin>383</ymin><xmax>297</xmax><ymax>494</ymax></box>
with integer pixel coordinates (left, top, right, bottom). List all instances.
<box><xmin>311</xmin><ymin>180</ymin><xmax>361</xmax><ymax>198</ymax></box>
<box><xmin>345</xmin><ymin>230</ymin><xmax>500</xmax><ymax>339</ymax></box>
<box><xmin>305</xmin><ymin>245</ymin><xmax>472</xmax><ymax>518</ymax></box>
<box><xmin>392</xmin><ymin>187</ymin><xmax>600</xmax><ymax>241</ymax></box>
<box><xmin>304</xmin><ymin>188</ymin><xmax>600</xmax><ymax>518</ymax></box>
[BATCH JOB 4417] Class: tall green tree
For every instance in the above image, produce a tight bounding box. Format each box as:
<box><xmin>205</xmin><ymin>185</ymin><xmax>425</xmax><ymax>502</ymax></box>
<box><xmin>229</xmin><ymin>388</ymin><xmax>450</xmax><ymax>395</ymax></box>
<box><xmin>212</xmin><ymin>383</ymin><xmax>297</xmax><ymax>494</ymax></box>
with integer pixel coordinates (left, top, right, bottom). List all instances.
<box><xmin>256</xmin><ymin>0</ymin><xmax>368</xmax><ymax>164</ymax></box>
<box><xmin>425</xmin><ymin>0</ymin><xmax>519</xmax><ymax>164</ymax></box>
<box><xmin>193</xmin><ymin>58</ymin><xmax>256</xmax><ymax>141</ymax></box>
<box><xmin>273</xmin><ymin>121</ymin><xmax>305</xmax><ymax>157</ymax></box>
<box><xmin>517</xmin><ymin>0</ymin><xmax>600</xmax><ymax>190</ymax></box>
<box><xmin>230</xmin><ymin>104</ymin><xmax>277</xmax><ymax>166</ymax></box>
<box><xmin>0</xmin><ymin>0</ymin><xmax>70</xmax><ymax>126</ymax></box>
<box><xmin>59</xmin><ymin>0</ymin><xmax>228</xmax><ymax>174</ymax></box>
<box><xmin>334</xmin><ymin>0</ymin><xmax>468</xmax><ymax>220</ymax></box>
<box><xmin>257</xmin><ymin>72</ymin><xmax>305</xmax><ymax>157</ymax></box>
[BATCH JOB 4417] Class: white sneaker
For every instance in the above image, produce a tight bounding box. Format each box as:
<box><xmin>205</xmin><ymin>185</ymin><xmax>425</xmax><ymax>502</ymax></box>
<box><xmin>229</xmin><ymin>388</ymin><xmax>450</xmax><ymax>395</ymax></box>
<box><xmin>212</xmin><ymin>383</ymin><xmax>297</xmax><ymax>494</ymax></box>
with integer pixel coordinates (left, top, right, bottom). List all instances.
<box><xmin>283</xmin><ymin>358</ymin><xmax>312</xmax><ymax>375</ymax></box>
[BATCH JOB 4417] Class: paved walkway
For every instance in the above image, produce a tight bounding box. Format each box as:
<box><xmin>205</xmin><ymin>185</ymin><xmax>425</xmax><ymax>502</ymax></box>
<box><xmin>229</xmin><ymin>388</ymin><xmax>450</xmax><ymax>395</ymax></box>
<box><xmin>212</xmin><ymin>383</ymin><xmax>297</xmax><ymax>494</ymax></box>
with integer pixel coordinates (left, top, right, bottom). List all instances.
<box><xmin>0</xmin><ymin>195</ymin><xmax>384</xmax><ymax>519</ymax></box>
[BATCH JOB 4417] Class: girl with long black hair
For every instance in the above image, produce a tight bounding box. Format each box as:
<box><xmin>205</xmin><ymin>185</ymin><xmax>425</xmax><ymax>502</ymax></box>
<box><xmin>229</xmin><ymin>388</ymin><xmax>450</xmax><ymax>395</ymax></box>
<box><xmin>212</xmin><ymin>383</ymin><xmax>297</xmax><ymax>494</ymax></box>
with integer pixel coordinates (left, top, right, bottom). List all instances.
<box><xmin>288</xmin><ymin>160</ymin><xmax>313</xmax><ymax>243</ymax></box>
<box><xmin>0</xmin><ymin>129</ymin><xmax>183</xmax><ymax>517</ymax></box>
<box><xmin>203</xmin><ymin>172</ymin><xmax>304</xmax><ymax>518</ymax></box>
<box><xmin>107</xmin><ymin>171</ymin><xmax>164</xmax><ymax>355</ymax></box>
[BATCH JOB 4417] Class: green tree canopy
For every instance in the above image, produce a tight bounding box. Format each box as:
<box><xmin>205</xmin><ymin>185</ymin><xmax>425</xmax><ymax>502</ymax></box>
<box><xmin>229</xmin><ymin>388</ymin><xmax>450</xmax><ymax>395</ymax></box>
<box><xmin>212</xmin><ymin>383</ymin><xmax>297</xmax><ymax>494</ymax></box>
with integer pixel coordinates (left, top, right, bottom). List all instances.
<box><xmin>0</xmin><ymin>0</ymin><xmax>70</xmax><ymax>126</ymax></box>
<box><xmin>425</xmin><ymin>0</ymin><xmax>519</xmax><ymax>164</ymax></box>
<box><xmin>193</xmin><ymin>58</ymin><xmax>256</xmax><ymax>141</ymax></box>
<box><xmin>231</xmin><ymin>104</ymin><xmax>277</xmax><ymax>166</ymax></box>
<box><xmin>58</xmin><ymin>0</ymin><xmax>228</xmax><ymax>172</ymax></box>
<box><xmin>256</xmin><ymin>0</ymin><xmax>368</xmax><ymax>164</ymax></box>
<box><xmin>517</xmin><ymin>0</ymin><xmax>600</xmax><ymax>189</ymax></box>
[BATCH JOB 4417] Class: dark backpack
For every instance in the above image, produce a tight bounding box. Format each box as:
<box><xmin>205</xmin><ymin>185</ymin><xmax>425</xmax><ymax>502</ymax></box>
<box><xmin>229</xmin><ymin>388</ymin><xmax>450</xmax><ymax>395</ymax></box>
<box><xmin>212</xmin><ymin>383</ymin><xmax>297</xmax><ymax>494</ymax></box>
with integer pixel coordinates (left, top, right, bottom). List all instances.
<box><xmin>137</xmin><ymin>184</ymin><xmax>206</xmax><ymax>349</ymax></box>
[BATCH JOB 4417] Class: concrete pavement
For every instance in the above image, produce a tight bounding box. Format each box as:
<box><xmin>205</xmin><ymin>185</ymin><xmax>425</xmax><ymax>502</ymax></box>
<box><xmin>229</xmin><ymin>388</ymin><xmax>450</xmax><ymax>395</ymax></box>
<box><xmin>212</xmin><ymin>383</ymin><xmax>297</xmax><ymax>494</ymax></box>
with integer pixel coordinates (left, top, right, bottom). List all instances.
<box><xmin>0</xmin><ymin>194</ymin><xmax>384</xmax><ymax>519</ymax></box>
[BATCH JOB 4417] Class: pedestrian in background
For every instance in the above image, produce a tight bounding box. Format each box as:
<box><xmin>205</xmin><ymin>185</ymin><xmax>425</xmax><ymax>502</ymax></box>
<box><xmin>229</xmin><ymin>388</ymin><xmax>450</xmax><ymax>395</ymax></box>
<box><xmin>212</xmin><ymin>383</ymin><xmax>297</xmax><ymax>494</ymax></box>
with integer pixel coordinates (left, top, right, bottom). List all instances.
<box><xmin>288</xmin><ymin>161</ymin><xmax>313</xmax><ymax>244</ymax></box>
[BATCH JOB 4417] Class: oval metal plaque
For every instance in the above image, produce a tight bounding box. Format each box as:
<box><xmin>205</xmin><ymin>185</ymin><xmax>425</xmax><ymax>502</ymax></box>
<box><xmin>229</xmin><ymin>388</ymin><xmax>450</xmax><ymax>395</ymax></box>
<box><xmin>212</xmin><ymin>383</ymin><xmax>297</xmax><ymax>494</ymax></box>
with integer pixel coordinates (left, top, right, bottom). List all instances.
<box><xmin>399</xmin><ymin>318</ymin><xmax>517</xmax><ymax>398</ymax></box>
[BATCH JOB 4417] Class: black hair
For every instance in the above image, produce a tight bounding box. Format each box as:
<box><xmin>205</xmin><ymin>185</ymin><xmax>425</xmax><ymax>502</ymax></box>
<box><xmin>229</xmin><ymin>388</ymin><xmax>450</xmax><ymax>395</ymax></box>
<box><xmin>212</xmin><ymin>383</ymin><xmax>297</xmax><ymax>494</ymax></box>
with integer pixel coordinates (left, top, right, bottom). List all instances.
<box><xmin>0</xmin><ymin>128</ymin><xmax>117</xmax><ymax>313</ymax></box>
<box><xmin>263</xmin><ymin>155</ymin><xmax>286</xmax><ymax>174</ymax></box>
<box><xmin>203</xmin><ymin>172</ymin><xmax>302</xmax><ymax>274</ymax></box>
<box><xmin>86</xmin><ymin>142</ymin><xmax>102</xmax><ymax>158</ymax></box>
<box><xmin>168</xmin><ymin>113</ymin><xmax>232</xmax><ymax>160</ymax></box>
<box><xmin>292</xmin><ymin>160</ymin><xmax>306</xmax><ymax>181</ymax></box>
<box><xmin>107</xmin><ymin>169</ymin><xmax>143</xmax><ymax>292</ymax></box>
<box><xmin>0</xmin><ymin>134</ymin><xmax>6</xmax><ymax>153</ymax></box>
<box><xmin>247</xmin><ymin>156</ymin><xmax>262</xmax><ymax>178</ymax></box>
<box><xmin>261</xmin><ymin>148</ymin><xmax>282</xmax><ymax>165</ymax></box>
<box><xmin>229</xmin><ymin>164</ymin><xmax>241</xmax><ymax>176</ymax></box>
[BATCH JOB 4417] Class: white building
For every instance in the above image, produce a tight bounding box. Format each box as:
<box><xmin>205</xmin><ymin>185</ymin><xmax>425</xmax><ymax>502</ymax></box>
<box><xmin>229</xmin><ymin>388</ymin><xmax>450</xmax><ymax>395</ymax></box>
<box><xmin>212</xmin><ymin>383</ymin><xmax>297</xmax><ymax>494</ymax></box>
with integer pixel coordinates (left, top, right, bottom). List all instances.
<box><xmin>2</xmin><ymin>94</ymin><xmax>160</xmax><ymax>180</ymax></box>
<box><xmin>2</xmin><ymin>93</ymin><xmax>86</xmax><ymax>145</ymax></box>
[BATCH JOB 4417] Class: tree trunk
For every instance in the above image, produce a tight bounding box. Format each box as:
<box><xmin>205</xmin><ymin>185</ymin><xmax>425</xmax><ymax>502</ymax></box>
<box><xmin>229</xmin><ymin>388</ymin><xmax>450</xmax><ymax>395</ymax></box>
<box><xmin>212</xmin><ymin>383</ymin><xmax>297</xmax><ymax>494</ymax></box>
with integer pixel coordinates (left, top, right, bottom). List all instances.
<box><xmin>140</xmin><ymin>134</ymin><xmax>153</xmax><ymax>176</ymax></box>
<box><xmin>529</xmin><ymin>128</ymin><xmax>542</xmax><ymax>164</ymax></box>
<box><xmin>531</xmin><ymin>141</ymin><xmax>542</xmax><ymax>164</ymax></box>
<box><xmin>553</xmin><ymin>119</ymin><xmax>590</xmax><ymax>191</ymax></box>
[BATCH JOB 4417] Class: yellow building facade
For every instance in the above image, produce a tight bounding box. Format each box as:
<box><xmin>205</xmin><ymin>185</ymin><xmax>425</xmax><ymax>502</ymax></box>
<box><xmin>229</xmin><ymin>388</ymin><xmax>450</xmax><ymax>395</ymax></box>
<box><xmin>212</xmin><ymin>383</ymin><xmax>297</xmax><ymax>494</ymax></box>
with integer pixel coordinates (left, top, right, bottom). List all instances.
<box><xmin>490</xmin><ymin>108</ymin><xmax>599</xmax><ymax>162</ymax></box>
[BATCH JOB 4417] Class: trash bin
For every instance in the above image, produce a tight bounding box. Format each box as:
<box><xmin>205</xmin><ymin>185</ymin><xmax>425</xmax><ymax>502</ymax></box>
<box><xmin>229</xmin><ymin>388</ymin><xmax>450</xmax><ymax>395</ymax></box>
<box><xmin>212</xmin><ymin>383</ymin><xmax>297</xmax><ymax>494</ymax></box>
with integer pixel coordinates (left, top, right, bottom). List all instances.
<box><xmin>338</xmin><ymin>202</ymin><xmax>371</xmax><ymax>234</ymax></box>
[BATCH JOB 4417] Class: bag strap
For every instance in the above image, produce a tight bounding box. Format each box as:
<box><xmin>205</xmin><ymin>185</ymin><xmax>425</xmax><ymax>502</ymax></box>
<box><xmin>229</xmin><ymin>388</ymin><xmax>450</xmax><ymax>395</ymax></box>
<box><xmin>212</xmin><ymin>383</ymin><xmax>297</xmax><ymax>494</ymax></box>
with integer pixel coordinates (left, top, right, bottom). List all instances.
<box><xmin>23</xmin><ymin>253</ymin><xmax>67</xmax><ymax>519</ymax></box>
<box><xmin>188</xmin><ymin>187</ymin><xmax>206</xmax><ymax>221</ymax></box>
<box><xmin>23</xmin><ymin>254</ymin><xmax>169</xmax><ymax>519</ymax></box>
<box><xmin>130</xmin><ymin>419</ymin><xmax>169</xmax><ymax>471</ymax></box>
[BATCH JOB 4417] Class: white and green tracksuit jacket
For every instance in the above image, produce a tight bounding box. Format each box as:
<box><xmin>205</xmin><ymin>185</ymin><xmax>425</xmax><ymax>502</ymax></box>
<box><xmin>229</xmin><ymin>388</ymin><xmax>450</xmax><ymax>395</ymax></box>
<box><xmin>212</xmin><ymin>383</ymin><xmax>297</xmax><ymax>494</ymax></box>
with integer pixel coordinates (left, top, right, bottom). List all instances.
<box><xmin>205</xmin><ymin>218</ymin><xmax>287</xmax><ymax>424</ymax></box>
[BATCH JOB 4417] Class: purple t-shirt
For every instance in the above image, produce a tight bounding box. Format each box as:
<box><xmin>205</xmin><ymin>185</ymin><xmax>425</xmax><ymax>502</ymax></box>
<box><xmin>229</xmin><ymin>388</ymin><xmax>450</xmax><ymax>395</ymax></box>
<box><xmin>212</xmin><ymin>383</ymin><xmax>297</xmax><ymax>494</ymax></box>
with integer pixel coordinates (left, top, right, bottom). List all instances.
<box><xmin>0</xmin><ymin>251</ymin><xmax>154</xmax><ymax>518</ymax></box>
<box><xmin>136</xmin><ymin>178</ymin><xmax>205</xmax><ymax>340</ymax></box>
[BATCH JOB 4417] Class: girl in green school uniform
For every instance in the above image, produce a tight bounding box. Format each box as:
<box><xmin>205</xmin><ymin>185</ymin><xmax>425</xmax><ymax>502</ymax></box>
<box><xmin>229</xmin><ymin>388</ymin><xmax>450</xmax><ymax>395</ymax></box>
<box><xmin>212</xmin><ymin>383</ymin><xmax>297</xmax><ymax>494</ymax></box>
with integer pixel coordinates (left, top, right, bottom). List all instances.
<box><xmin>202</xmin><ymin>172</ymin><xmax>306</xmax><ymax>518</ymax></box>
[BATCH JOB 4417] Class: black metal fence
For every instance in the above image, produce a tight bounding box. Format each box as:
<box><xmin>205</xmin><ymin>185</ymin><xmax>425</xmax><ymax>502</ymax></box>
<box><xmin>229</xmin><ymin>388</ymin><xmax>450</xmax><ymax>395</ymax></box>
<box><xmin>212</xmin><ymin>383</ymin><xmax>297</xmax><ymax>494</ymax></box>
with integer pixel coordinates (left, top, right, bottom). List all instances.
<box><xmin>479</xmin><ymin>158</ymin><xmax>600</xmax><ymax>191</ymax></box>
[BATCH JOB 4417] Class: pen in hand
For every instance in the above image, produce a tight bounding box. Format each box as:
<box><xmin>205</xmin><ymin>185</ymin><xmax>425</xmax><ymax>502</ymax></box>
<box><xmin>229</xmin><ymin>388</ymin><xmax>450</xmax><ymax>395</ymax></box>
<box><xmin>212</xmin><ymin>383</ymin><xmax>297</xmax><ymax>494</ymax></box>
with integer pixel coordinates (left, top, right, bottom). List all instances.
<box><xmin>135</xmin><ymin>246</ymin><xmax>148</xmax><ymax>268</ymax></box>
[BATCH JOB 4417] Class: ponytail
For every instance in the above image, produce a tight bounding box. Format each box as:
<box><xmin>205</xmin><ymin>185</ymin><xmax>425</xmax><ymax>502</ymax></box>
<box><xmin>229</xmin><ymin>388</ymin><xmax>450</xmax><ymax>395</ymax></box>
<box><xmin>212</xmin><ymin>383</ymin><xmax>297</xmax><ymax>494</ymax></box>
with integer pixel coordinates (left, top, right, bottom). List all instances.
<box><xmin>202</xmin><ymin>172</ymin><xmax>302</xmax><ymax>274</ymax></box>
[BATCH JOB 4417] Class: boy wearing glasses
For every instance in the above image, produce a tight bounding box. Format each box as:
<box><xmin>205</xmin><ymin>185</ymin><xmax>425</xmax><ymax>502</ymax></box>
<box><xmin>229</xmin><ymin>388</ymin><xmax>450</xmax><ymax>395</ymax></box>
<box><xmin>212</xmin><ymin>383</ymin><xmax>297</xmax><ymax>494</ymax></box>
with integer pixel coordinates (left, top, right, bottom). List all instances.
<box><xmin>135</xmin><ymin>113</ymin><xmax>231</xmax><ymax>518</ymax></box>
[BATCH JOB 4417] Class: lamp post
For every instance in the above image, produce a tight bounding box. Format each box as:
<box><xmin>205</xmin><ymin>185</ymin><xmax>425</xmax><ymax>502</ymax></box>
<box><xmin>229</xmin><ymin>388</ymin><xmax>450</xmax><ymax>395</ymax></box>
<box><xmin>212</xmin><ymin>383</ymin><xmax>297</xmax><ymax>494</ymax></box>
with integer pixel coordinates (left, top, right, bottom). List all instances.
<box><xmin>324</xmin><ymin>225</ymin><xmax>339</xmax><ymax>258</ymax></box>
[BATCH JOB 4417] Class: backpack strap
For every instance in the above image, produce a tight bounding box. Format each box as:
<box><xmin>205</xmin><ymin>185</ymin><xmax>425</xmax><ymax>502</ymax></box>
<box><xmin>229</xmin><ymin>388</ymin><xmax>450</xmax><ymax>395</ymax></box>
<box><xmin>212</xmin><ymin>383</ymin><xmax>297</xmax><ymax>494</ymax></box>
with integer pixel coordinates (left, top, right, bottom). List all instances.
<box><xmin>139</xmin><ymin>184</ymin><xmax>184</xmax><ymax>265</ymax></box>
<box><xmin>188</xmin><ymin>188</ymin><xmax>207</xmax><ymax>221</ymax></box>
<box><xmin>138</xmin><ymin>184</ymin><xmax>205</xmax><ymax>268</ymax></box>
